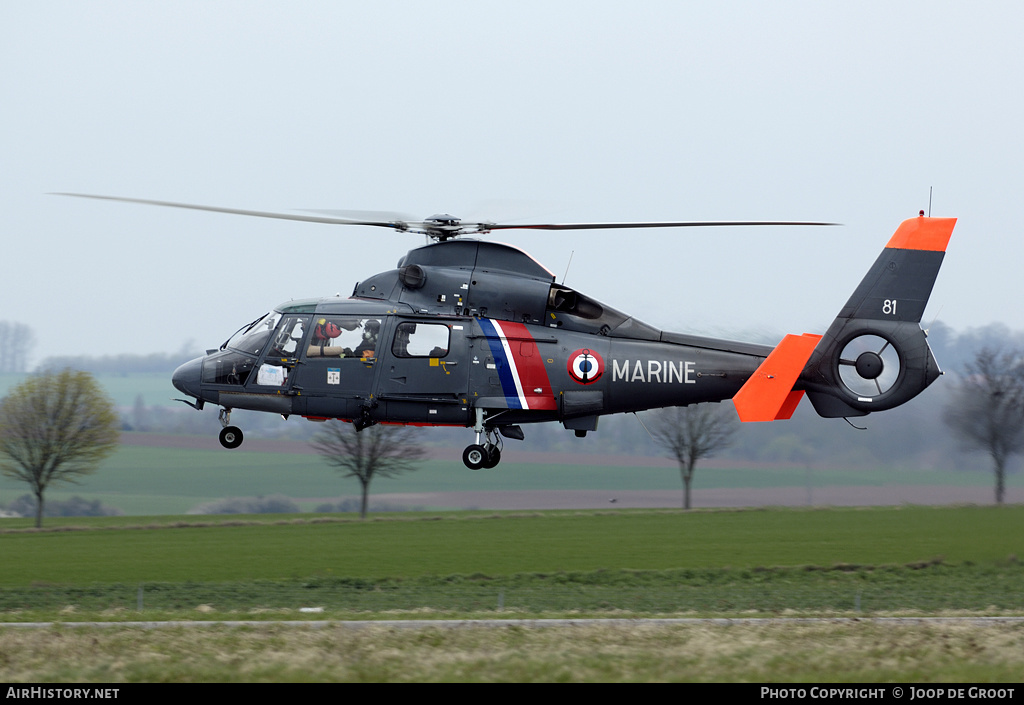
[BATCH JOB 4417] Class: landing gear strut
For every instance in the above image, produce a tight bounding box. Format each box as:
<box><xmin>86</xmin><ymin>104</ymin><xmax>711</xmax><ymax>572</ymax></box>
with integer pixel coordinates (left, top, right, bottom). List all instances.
<box><xmin>463</xmin><ymin>408</ymin><xmax>501</xmax><ymax>469</ymax></box>
<box><xmin>218</xmin><ymin>408</ymin><xmax>244</xmax><ymax>449</ymax></box>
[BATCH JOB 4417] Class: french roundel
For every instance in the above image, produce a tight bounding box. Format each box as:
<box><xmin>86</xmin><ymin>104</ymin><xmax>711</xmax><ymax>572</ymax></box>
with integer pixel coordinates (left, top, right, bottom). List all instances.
<box><xmin>568</xmin><ymin>348</ymin><xmax>604</xmax><ymax>385</ymax></box>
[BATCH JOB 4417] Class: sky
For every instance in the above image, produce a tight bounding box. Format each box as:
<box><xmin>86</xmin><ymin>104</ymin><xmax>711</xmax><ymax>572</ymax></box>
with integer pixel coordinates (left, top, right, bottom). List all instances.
<box><xmin>2</xmin><ymin>1</ymin><xmax>1023</xmax><ymax>365</ymax></box>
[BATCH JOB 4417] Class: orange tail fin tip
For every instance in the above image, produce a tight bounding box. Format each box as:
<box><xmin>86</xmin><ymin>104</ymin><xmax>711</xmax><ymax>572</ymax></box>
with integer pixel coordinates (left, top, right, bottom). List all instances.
<box><xmin>884</xmin><ymin>216</ymin><xmax>956</xmax><ymax>252</ymax></box>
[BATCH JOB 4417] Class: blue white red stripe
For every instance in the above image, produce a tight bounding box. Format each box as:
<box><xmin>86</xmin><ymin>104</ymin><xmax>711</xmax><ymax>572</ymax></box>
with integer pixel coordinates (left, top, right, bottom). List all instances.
<box><xmin>478</xmin><ymin>319</ymin><xmax>556</xmax><ymax>410</ymax></box>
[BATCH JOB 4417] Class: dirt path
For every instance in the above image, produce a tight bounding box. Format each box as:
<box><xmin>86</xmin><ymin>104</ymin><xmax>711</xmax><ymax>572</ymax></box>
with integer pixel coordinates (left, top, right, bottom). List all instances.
<box><xmin>371</xmin><ymin>485</ymin><xmax>1020</xmax><ymax>510</ymax></box>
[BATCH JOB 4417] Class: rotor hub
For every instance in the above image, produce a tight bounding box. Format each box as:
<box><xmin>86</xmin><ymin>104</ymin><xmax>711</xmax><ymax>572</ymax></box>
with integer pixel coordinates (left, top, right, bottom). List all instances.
<box><xmin>425</xmin><ymin>214</ymin><xmax>461</xmax><ymax>227</ymax></box>
<box><xmin>855</xmin><ymin>351</ymin><xmax>884</xmax><ymax>379</ymax></box>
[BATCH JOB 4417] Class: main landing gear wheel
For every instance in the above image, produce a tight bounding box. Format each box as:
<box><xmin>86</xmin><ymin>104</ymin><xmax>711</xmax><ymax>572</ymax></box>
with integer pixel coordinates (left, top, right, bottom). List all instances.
<box><xmin>463</xmin><ymin>443</ymin><xmax>501</xmax><ymax>470</ymax></box>
<box><xmin>482</xmin><ymin>445</ymin><xmax>501</xmax><ymax>469</ymax></box>
<box><xmin>219</xmin><ymin>426</ymin><xmax>244</xmax><ymax>449</ymax></box>
<box><xmin>463</xmin><ymin>444</ymin><xmax>487</xmax><ymax>470</ymax></box>
<box><xmin>464</xmin><ymin>410</ymin><xmax>504</xmax><ymax>469</ymax></box>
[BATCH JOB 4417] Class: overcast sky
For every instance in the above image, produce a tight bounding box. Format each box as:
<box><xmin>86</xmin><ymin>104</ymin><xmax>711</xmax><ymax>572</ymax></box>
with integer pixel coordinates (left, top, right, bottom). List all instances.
<box><xmin>3</xmin><ymin>1</ymin><xmax>1023</xmax><ymax>364</ymax></box>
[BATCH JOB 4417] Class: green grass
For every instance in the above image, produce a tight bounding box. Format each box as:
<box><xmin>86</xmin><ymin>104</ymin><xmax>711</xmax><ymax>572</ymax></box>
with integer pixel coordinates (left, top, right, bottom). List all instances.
<box><xmin>2</xmin><ymin>561</ymin><xmax>1022</xmax><ymax>617</ymax></box>
<box><xmin>2</xmin><ymin>506</ymin><xmax>1021</xmax><ymax>585</ymax></box>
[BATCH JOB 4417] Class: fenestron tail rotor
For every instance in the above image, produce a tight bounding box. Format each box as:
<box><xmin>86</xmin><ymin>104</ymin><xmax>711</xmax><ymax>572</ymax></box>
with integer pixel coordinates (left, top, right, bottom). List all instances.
<box><xmin>53</xmin><ymin>193</ymin><xmax>838</xmax><ymax>242</ymax></box>
<box><xmin>837</xmin><ymin>334</ymin><xmax>902</xmax><ymax>398</ymax></box>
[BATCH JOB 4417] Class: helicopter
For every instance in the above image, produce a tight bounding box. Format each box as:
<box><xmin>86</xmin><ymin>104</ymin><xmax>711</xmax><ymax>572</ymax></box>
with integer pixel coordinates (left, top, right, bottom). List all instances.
<box><xmin>57</xmin><ymin>194</ymin><xmax>955</xmax><ymax>469</ymax></box>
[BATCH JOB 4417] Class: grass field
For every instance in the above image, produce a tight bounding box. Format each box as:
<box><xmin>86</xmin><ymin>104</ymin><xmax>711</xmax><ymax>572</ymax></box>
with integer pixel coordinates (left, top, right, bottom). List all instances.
<box><xmin>3</xmin><ymin>505</ymin><xmax>1022</xmax><ymax>585</ymax></box>
<box><xmin>2</xmin><ymin>506</ymin><xmax>1023</xmax><ymax>682</ymax></box>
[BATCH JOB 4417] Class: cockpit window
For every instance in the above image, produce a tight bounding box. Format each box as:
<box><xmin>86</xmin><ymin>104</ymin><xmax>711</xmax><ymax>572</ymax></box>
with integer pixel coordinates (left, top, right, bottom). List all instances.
<box><xmin>225</xmin><ymin>312</ymin><xmax>282</xmax><ymax>355</ymax></box>
<box><xmin>266</xmin><ymin>315</ymin><xmax>309</xmax><ymax>359</ymax></box>
<box><xmin>202</xmin><ymin>350</ymin><xmax>255</xmax><ymax>386</ymax></box>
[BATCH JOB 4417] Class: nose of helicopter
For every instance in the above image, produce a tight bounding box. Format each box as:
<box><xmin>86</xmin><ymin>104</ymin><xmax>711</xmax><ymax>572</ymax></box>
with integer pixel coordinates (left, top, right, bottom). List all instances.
<box><xmin>172</xmin><ymin>356</ymin><xmax>204</xmax><ymax>400</ymax></box>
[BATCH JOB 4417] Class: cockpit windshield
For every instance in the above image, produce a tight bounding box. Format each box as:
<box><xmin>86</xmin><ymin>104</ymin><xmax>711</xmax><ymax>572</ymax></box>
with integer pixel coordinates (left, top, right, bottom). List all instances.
<box><xmin>224</xmin><ymin>312</ymin><xmax>283</xmax><ymax>356</ymax></box>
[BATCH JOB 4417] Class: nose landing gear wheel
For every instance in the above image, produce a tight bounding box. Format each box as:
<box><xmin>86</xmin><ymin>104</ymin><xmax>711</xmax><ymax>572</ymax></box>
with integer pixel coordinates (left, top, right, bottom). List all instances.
<box><xmin>219</xmin><ymin>426</ymin><xmax>244</xmax><ymax>449</ymax></box>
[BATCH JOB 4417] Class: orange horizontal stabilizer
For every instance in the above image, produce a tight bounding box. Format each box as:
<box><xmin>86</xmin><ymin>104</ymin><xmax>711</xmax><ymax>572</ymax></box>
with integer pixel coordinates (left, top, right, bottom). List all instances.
<box><xmin>733</xmin><ymin>333</ymin><xmax>822</xmax><ymax>422</ymax></box>
<box><xmin>885</xmin><ymin>216</ymin><xmax>956</xmax><ymax>252</ymax></box>
<box><xmin>775</xmin><ymin>390</ymin><xmax>806</xmax><ymax>420</ymax></box>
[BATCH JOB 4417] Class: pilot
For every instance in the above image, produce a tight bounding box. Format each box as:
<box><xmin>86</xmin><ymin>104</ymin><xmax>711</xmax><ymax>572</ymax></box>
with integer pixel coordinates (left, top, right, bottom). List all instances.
<box><xmin>354</xmin><ymin>319</ymin><xmax>380</xmax><ymax>359</ymax></box>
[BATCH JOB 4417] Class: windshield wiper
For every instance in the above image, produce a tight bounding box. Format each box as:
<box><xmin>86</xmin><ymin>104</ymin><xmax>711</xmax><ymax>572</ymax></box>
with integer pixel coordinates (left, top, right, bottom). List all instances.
<box><xmin>220</xmin><ymin>313</ymin><xmax>267</xmax><ymax>351</ymax></box>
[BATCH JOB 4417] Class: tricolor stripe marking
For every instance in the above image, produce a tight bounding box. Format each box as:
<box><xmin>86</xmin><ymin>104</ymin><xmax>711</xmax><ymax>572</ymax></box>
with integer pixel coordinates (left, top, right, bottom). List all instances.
<box><xmin>478</xmin><ymin>319</ymin><xmax>556</xmax><ymax>410</ymax></box>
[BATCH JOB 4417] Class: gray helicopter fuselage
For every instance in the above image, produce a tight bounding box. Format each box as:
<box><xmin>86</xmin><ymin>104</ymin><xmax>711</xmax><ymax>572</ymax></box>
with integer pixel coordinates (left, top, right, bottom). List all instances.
<box><xmin>172</xmin><ymin>239</ymin><xmax>773</xmax><ymax>431</ymax></box>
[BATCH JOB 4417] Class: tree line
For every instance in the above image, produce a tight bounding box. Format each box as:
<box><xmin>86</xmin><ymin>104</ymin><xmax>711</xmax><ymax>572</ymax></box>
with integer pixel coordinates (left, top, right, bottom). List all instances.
<box><xmin>40</xmin><ymin>348</ymin><xmax>198</xmax><ymax>375</ymax></box>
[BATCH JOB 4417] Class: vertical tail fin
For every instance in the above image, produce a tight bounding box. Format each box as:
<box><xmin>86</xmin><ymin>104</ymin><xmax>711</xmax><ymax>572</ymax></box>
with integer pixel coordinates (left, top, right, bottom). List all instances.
<box><xmin>802</xmin><ymin>215</ymin><xmax>956</xmax><ymax>418</ymax></box>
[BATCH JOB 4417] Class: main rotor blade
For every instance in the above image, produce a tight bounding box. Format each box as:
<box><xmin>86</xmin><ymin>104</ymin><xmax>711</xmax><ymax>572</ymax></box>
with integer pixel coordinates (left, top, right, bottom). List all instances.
<box><xmin>481</xmin><ymin>220</ymin><xmax>839</xmax><ymax>231</ymax></box>
<box><xmin>53</xmin><ymin>193</ymin><xmax>840</xmax><ymax>237</ymax></box>
<box><xmin>51</xmin><ymin>193</ymin><xmax>410</xmax><ymax>231</ymax></box>
<box><xmin>302</xmin><ymin>208</ymin><xmax>420</xmax><ymax>223</ymax></box>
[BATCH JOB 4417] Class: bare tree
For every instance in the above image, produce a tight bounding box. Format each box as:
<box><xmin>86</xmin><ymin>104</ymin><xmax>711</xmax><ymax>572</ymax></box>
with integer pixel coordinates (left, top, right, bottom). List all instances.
<box><xmin>649</xmin><ymin>403</ymin><xmax>739</xmax><ymax>510</ymax></box>
<box><xmin>0</xmin><ymin>369</ymin><xmax>119</xmax><ymax>527</ymax></box>
<box><xmin>942</xmin><ymin>347</ymin><xmax>1024</xmax><ymax>504</ymax></box>
<box><xmin>311</xmin><ymin>422</ymin><xmax>426</xmax><ymax>519</ymax></box>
